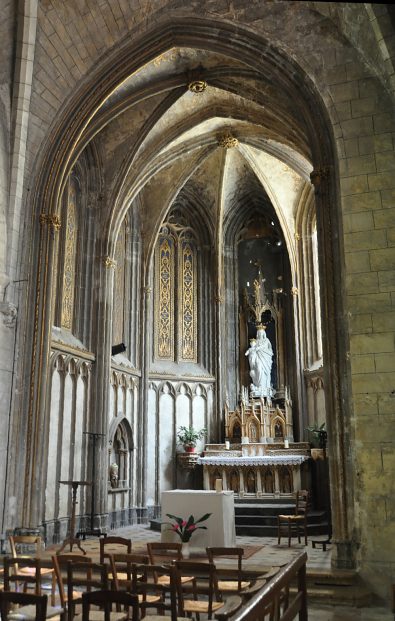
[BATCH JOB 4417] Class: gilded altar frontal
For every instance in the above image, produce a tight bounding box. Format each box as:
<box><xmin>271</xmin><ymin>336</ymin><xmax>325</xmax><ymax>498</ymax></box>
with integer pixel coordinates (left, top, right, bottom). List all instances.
<box><xmin>0</xmin><ymin>0</ymin><xmax>394</xmax><ymax>608</ymax></box>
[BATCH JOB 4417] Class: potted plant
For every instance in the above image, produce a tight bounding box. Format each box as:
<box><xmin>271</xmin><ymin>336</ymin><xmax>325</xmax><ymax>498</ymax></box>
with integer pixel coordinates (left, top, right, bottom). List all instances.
<box><xmin>163</xmin><ymin>512</ymin><xmax>212</xmax><ymax>557</ymax></box>
<box><xmin>177</xmin><ymin>426</ymin><xmax>207</xmax><ymax>453</ymax></box>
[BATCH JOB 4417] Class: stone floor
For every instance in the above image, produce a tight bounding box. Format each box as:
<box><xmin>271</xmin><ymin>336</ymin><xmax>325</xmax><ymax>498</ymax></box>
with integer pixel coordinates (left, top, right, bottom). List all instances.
<box><xmin>111</xmin><ymin>523</ymin><xmax>393</xmax><ymax>620</ymax></box>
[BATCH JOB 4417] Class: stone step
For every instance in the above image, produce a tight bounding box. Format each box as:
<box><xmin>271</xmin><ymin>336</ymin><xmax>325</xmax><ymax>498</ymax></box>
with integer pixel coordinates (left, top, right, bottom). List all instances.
<box><xmin>235</xmin><ymin>510</ymin><xmax>326</xmax><ymax>525</ymax></box>
<box><xmin>235</xmin><ymin>522</ymin><xmax>329</xmax><ymax>537</ymax></box>
<box><xmin>301</xmin><ymin>569</ymin><xmax>373</xmax><ymax>606</ymax></box>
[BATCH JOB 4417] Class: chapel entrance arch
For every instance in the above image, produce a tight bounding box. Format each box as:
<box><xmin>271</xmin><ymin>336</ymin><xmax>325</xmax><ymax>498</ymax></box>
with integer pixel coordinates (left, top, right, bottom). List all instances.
<box><xmin>27</xmin><ymin>16</ymin><xmax>353</xmax><ymax>568</ymax></box>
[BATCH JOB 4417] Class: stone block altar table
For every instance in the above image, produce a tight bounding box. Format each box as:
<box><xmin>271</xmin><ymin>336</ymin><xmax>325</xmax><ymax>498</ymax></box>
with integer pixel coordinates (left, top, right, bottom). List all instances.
<box><xmin>161</xmin><ymin>489</ymin><xmax>236</xmax><ymax>553</ymax></box>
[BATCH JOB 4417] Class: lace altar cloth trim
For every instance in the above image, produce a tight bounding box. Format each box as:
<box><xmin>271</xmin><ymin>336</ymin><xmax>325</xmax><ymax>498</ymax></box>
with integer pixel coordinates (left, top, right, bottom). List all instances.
<box><xmin>197</xmin><ymin>455</ymin><xmax>309</xmax><ymax>466</ymax></box>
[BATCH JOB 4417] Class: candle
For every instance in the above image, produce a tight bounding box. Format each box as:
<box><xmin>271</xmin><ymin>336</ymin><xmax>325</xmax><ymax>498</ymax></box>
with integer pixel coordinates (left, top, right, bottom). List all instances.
<box><xmin>225</xmin><ymin>440</ymin><xmax>230</xmax><ymax>450</ymax></box>
<box><xmin>215</xmin><ymin>478</ymin><xmax>223</xmax><ymax>492</ymax></box>
<box><xmin>284</xmin><ymin>439</ymin><xmax>289</xmax><ymax>449</ymax></box>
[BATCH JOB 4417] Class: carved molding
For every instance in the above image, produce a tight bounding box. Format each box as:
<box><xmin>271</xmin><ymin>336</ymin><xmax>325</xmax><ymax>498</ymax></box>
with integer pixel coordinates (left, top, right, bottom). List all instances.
<box><xmin>39</xmin><ymin>213</ymin><xmax>61</xmax><ymax>231</ymax></box>
<box><xmin>103</xmin><ymin>256</ymin><xmax>117</xmax><ymax>269</ymax></box>
<box><xmin>310</xmin><ymin>166</ymin><xmax>331</xmax><ymax>188</ymax></box>
<box><xmin>0</xmin><ymin>301</ymin><xmax>17</xmax><ymax>327</ymax></box>
<box><xmin>217</xmin><ymin>132</ymin><xmax>238</xmax><ymax>149</ymax></box>
<box><xmin>188</xmin><ymin>79</ymin><xmax>207</xmax><ymax>93</ymax></box>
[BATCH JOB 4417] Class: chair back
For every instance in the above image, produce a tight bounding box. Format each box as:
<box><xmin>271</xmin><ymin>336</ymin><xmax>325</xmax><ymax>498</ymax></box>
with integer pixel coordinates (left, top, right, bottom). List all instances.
<box><xmin>99</xmin><ymin>536</ymin><xmax>131</xmax><ymax>563</ymax></box>
<box><xmin>108</xmin><ymin>553</ymin><xmax>149</xmax><ymax>590</ymax></box>
<box><xmin>206</xmin><ymin>547</ymin><xmax>244</xmax><ymax>591</ymax></box>
<box><xmin>82</xmin><ymin>590</ymin><xmax>139</xmax><ymax>621</ymax></box>
<box><xmin>66</xmin><ymin>561</ymin><xmax>108</xmax><ymax>621</ymax></box>
<box><xmin>3</xmin><ymin>556</ymin><xmax>42</xmax><ymax>594</ymax></box>
<box><xmin>9</xmin><ymin>535</ymin><xmax>43</xmax><ymax>558</ymax></box>
<box><xmin>52</xmin><ymin>554</ymin><xmax>93</xmax><ymax>607</ymax></box>
<box><xmin>175</xmin><ymin>560</ymin><xmax>221</xmax><ymax>616</ymax></box>
<box><xmin>132</xmin><ymin>563</ymin><xmax>178</xmax><ymax>621</ymax></box>
<box><xmin>0</xmin><ymin>591</ymin><xmax>48</xmax><ymax>621</ymax></box>
<box><xmin>147</xmin><ymin>541</ymin><xmax>182</xmax><ymax>564</ymax></box>
<box><xmin>295</xmin><ymin>490</ymin><xmax>309</xmax><ymax>516</ymax></box>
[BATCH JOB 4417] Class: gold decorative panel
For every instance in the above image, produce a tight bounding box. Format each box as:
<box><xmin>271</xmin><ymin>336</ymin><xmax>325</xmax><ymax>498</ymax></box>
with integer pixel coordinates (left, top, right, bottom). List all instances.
<box><xmin>180</xmin><ymin>239</ymin><xmax>196</xmax><ymax>361</ymax></box>
<box><xmin>61</xmin><ymin>183</ymin><xmax>76</xmax><ymax>329</ymax></box>
<box><xmin>155</xmin><ymin>233</ymin><xmax>174</xmax><ymax>360</ymax></box>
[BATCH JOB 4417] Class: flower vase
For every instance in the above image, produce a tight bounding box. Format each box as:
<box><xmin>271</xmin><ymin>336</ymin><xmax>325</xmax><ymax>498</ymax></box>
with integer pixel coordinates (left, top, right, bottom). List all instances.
<box><xmin>182</xmin><ymin>542</ymin><xmax>190</xmax><ymax>559</ymax></box>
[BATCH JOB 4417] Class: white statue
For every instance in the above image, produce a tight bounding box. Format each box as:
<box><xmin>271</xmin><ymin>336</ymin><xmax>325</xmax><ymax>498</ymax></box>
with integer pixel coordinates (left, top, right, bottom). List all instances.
<box><xmin>245</xmin><ymin>327</ymin><xmax>274</xmax><ymax>398</ymax></box>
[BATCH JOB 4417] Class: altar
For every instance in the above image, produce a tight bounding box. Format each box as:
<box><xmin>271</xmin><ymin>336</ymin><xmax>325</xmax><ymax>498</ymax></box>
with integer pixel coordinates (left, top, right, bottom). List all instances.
<box><xmin>196</xmin><ymin>393</ymin><xmax>311</xmax><ymax>498</ymax></box>
<box><xmin>161</xmin><ymin>489</ymin><xmax>236</xmax><ymax>553</ymax></box>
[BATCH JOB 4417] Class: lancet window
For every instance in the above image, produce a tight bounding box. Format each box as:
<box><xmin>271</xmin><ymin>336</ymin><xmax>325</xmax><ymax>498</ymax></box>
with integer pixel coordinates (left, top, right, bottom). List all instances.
<box><xmin>154</xmin><ymin>216</ymin><xmax>198</xmax><ymax>363</ymax></box>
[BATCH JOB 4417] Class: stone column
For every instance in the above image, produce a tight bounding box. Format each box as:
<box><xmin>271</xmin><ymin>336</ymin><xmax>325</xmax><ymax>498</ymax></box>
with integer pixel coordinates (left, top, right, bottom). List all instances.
<box><xmin>311</xmin><ymin>165</ymin><xmax>355</xmax><ymax>569</ymax></box>
<box><xmin>89</xmin><ymin>253</ymin><xmax>117</xmax><ymax>529</ymax></box>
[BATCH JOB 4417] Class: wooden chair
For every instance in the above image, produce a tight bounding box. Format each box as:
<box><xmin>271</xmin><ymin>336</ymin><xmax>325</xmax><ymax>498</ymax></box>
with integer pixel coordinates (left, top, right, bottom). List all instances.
<box><xmin>0</xmin><ymin>591</ymin><xmax>48</xmax><ymax>621</ymax></box>
<box><xmin>9</xmin><ymin>536</ymin><xmax>55</xmax><ymax>599</ymax></box>
<box><xmin>277</xmin><ymin>490</ymin><xmax>310</xmax><ymax>547</ymax></box>
<box><xmin>108</xmin><ymin>553</ymin><xmax>149</xmax><ymax>590</ymax></box>
<box><xmin>52</xmin><ymin>554</ymin><xmax>93</xmax><ymax>617</ymax></box>
<box><xmin>130</xmin><ymin>563</ymin><xmax>189</xmax><ymax>621</ymax></box>
<box><xmin>206</xmin><ymin>548</ymin><xmax>250</xmax><ymax>594</ymax></box>
<box><xmin>146</xmin><ymin>543</ymin><xmax>194</xmax><ymax>587</ymax></box>
<box><xmin>175</xmin><ymin>560</ymin><xmax>224</xmax><ymax>620</ymax></box>
<box><xmin>99</xmin><ymin>537</ymin><xmax>132</xmax><ymax>564</ymax></box>
<box><xmin>82</xmin><ymin>590</ymin><xmax>139</xmax><ymax>621</ymax></box>
<box><xmin>66</xmin><ymin>561</ymin><xmax>109</xmax><ymax>621</ymax></box>
<box><xmin>3</xmin><ymin>557</ymin><xmax>64</xmax><ymax>620</ymax></box>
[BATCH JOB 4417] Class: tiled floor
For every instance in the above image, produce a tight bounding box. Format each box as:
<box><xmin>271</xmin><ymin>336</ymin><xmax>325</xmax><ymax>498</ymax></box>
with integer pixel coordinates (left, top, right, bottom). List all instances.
<box><xmin>111</xmin><ymin>523</ymin><xmax>393</xmax><ymax>620</ymax></box>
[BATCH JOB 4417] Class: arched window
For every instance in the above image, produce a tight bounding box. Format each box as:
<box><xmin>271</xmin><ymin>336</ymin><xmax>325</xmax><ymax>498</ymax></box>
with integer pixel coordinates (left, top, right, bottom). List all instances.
<box><xmin>154</xmin><ymin>214</ymin><xmax>198</xmax><ymax>363</ymax></box>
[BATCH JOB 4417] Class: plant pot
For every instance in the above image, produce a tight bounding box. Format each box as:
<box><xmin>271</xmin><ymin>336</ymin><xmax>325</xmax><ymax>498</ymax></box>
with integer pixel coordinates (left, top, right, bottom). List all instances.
<box><xmin>184</xmin><ymin>446</ymin><xmax>196</xmax><ymax>453</ymax></box>
<box><xmin>182</xmin><ymin>542</ymin><xmax>190</xmax><ymax>558</ymax></box>
<box><xmin>311</xmin><ymin>448</ymin><xmax>326</xmax><ymax>461</ymax></box>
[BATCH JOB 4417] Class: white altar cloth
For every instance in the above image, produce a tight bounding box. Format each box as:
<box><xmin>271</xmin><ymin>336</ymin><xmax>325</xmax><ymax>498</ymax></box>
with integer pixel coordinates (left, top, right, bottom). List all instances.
<box><xmin>197</xmin><ymin>454</ymin><xmax>309</xmax><ymax>466</ymax></box>
<box><xmin>161</xmin><ymin>489</ymin><xmax>236</xmax><ymax>552</ymax></box>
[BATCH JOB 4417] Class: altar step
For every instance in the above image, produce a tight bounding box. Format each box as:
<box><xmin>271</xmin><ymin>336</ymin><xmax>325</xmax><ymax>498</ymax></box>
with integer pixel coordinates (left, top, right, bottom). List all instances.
<box><xmin>235</xmin><ymin>502</ymin><xmax>329</xmax><ymax>537</ymax></box>
<box><xmin>301</xmin><ymin>569</ymin><xmax>372</xmax><ymax>607</ymax></box>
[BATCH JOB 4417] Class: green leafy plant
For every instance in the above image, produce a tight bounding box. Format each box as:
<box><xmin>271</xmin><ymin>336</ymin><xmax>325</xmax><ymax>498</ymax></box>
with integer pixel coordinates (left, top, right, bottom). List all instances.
<box><xmin>307</xmin><ymin>422</ymin><xmax>327</xmax><ymax>449</ymax></box>
<box><xmin>164</xmin><ymin>513</ymin><xmax>212</xmax><ymax>542</ymax></box>
<box><xmin>177</xmin><ymin>426</ymin><xmax>207</xmax><ymax>448</ymax></box>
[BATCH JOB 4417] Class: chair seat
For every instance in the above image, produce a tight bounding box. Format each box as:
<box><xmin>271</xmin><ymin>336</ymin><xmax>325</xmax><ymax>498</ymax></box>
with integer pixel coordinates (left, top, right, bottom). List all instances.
<box><xmin>138</xmin><ymin>594</ymin><xmax>161</xmax><ymax>604</ymax></box>
<box><xmin>144</xmin><ymin>616</ymin><xmax>190</xmax><ymax>621</ymax></box>
<box><xmin>83</xmin><ymin>612</ymin><xmax>128</xmax><ymax>621</ymax></box>
<box><xmin>217</xmin><ymin>579</ymin><xmax>250</xmax><ymax>591</ymax></box>
<box><xmin>7</xmin><ymin>604</ymin><xmax>63</xmax><ymax>621</ymax></box>
<box><xmin>183</xmin><ymin>600</ymin><xmax>224</xmax><ymax>613</ymax></box>
<box><xmin>156</xmin><ymin>575</ymin><xmax>193</xmax><ymax>585</ymax></box>
<box><xmin>64</xmin><ymin>590</ymin><xmax>84</xmax><ymax>603</ymax></box>
<box><xmin>278</xmin><ymin>514</ymin><xmax>305</xmax><ymax>521</ymax></box>
<box><xmin>18</xmin><ymin>567</ymin><xmax>54</xmax><ymax>577</ymax></box>
<box><xmin>108</xmin><ymin>571</ymin><xmax>128</xmax><ymax>581</ymax></box>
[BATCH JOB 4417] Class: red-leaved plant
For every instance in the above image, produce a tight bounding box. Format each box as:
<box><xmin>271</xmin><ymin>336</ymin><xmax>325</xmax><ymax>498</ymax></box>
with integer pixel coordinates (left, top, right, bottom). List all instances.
<box><xmin>164</xmin><ymin>512</ymin><xmax>212</xmax><ymax>542</ymax></box>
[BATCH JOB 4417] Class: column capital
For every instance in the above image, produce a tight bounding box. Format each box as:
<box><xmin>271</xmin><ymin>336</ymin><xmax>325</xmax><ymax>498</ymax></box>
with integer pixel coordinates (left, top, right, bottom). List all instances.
<box><xmin>39</xmin><ymin>213</ymin><xmax>61</xmax><ymax>231</ymax></box>
<box><xmin>103</xmin><ymin>256</ymin><xmax>117</xmax><ymax>269</ymax></box>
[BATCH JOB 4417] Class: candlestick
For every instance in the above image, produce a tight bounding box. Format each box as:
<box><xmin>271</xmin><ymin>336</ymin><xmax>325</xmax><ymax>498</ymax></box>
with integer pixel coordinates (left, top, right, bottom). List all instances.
<box><xmin>284</xmin><ymin>439</ymin><xmax>289</xmax><ymax>449</ymax></box>
<box><xmin>215</xmin><ymin>478</ymin><xmax>223</xmax><ymax>492</ymax></box>
<box><xmin>225</xmin><ymin>440</ymin><xmax>230</xmax><ymax>450</ymax></box>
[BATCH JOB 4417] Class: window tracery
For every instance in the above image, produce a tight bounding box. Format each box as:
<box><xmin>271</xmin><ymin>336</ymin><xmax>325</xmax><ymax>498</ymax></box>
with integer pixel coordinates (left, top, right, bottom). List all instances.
<box><xmin>155</xmin><ymin>217</ymin><xmax>197</xmax><ymax>363</ymax></box>
<box><xmin>61</xmin><ymin>180</ymin><xmax>77</xmax><ymax>329</ymax></box>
